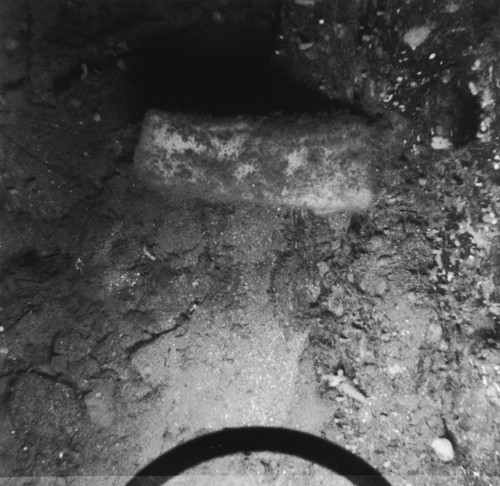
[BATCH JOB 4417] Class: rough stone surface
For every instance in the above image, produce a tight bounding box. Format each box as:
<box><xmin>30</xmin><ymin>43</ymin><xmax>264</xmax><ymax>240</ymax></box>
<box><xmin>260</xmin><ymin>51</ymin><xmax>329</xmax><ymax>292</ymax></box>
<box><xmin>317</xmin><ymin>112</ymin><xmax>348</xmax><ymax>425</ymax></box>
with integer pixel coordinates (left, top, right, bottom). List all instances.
<box><xmin>135</xmin><ymin>110</ymin><xmax>404</xmax><ymax>214</ymax></box>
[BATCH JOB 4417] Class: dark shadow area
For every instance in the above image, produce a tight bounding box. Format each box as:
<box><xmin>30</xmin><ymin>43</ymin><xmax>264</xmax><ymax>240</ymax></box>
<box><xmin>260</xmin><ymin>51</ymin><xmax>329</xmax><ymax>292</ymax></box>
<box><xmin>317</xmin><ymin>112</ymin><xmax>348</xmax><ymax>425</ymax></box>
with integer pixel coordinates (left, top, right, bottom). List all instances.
<box><xmin>452</xmin><ymin>88</ymin><xmax>482</xmax><ymax>146</ymax></box>
<box><xmin>127</xmin><ymin>427</ymin><xmax>392</xmax><ymax>486</ymax></box>
<box><xmin>128</xmin><ymin>32</ymin><xmax>358</xmax><ymax>118</ymax></box>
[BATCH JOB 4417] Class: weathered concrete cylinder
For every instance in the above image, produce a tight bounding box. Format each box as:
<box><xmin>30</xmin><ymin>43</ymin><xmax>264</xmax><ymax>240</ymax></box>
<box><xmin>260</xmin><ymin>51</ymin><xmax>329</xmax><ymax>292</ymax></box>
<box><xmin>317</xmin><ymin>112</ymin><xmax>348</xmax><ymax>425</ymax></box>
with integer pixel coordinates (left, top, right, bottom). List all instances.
<box><xmin>134</xmin><ymin>110</ymin><xmax>399</xmax><ymax>215</ymax></box>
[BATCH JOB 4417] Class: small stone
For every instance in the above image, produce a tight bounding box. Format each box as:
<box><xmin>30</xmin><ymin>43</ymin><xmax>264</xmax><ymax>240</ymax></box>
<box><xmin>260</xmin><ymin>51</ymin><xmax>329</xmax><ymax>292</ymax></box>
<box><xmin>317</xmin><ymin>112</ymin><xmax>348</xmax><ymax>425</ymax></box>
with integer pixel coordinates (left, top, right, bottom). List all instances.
<box><xmin>358</xmin><ymin>405</ymin><xmax>372</xmax><ymax>424</ymax></box>
<box><xmin>84</xmin><ymin>383</ymin><xmax>116</xmax><ymax>428</ymax></box>
<box><xmin>426</xmin><ymin>322</ymin><xmax>442</xmax><ymax>343</ymax></box>
<box><xmin>212</xmin><ymin>10</ymin><xmax>223</xmax><ymax>23</ymax></box>
<box><xmin>360</xmin><ymin>276</ymin><xmax>386</xmax><ymax>296</ymax></box>
<box><xmin>53</xmin><ymin>331</ymin><xmax>90</xmax><ymax>359</ymax></box>
<box><xmin>51</xmin><ymin>355</ymin><xmax>69</xmax><ymax>374</ymax></box>
<box><xmin>317</xmin><ymin>261</ymin><xmax>330</xmax><ymax>277</ymax></box>
<box><xmin>306</xmin><ymin>283</ymin><xmax>321</xmax><ymax>303</ymax></box>
<box><xmin>299</xmin><ymin>42</ymin><xmax>314</xmax><ymax>51</ymax></box>
<box><xmin>78</xmin><ymin>358</ymin><xmax>101</xmax><ymax>378</ymax></box>
<box><xmin>120</xmin><ymin>334</ymin><xmax>141</xmax><ymax>351</ymax></box>
<box><xmin>374</xmin><ymin>278</ymin><xmax>387</xmax><ymax>296</ymax></box>
<box><xmin>3</xmin><ymin>37</ymin><xmax>19</xmax><ymax>50</ymax></box>
<box><xmin>81</xmin><ymin>63</ymin><xmax>88</xmax><ymax>81</ymax></box>
<box><xmin>431</xmin><ymin>438</ymin><xmax>454</xmax><ymax>462</ymax></box>
<box><xmin>116</xmin><ymin>59</ymin><xmax>126</xmax><ymax>70</ymax></box>
<box><xmin>332</xmin><ymin>303</ymin><xmax>344</xmax><ymax>318</ymax></box>
<box><xmin>92</xmin><ymin>111</ymin><xmax>102</xmax><ymax>123</ymax></box>
<box><xmin>469</xmin><ymin>82</ymin><xmax>479</xmax><ymax>96</ymax></box>
<box><xmin>431</xmin><ymin>136</ymin><xmax>452</xmax><ymax>150</ymax></box>
<box><xmin>445</xmin><ymin>2</ymin><xmax>460</xmax><ymax>13</ymax></box>
<box><xmin>387</xmin><ymin>363</ymin><xmax>406</xmax><ymax>378</ymax></box>
<box><xmin>403</xmin><ymin>25</ymin><xmax>432</xmax><ymax>50</ymax></box>
<box><xmin>68</xmin><ymin>97</ymin><xmax>81</xmax><ymax>109</ymax></box>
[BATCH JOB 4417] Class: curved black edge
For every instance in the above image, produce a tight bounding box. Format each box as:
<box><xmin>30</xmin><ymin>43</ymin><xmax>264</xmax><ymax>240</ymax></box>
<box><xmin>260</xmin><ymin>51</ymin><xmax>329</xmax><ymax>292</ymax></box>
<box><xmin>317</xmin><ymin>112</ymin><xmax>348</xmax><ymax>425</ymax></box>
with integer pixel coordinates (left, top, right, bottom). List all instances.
<box><xmin>126</xmin><ymin>427</ymin><xmax>392</xmax><ymax>486</ymax></box>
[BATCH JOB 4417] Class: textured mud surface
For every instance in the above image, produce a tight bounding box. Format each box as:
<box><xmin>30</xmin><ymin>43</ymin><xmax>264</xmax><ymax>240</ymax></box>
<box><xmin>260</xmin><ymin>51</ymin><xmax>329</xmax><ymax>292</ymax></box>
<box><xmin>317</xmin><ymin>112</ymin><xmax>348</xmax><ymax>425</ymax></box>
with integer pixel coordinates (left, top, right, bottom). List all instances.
<box><xmin>1</xmin><ymin>1</ymin><xmax>500</xmax><ymax>485</ymax></box>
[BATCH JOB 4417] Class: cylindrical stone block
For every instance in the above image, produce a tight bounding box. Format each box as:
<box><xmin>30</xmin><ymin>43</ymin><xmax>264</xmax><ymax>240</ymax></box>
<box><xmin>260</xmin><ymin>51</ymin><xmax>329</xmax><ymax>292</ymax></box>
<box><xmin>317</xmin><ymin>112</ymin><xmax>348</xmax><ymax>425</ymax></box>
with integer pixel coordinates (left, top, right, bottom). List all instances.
<box><xmin>134</xmin><ymin>110</ymin><xmax>398</xmax><ymax>215</ymax></box>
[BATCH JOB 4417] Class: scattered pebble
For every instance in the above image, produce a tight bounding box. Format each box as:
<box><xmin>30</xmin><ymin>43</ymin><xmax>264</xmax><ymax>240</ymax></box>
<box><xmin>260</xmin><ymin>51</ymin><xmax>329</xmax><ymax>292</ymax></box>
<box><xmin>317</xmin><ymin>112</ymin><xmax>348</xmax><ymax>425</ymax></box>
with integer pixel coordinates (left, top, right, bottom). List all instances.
<box><xmin>299</xmin><ymin>42</ymin><xmax>314</xmax><ymax>51</ymax></box>
<box><xmin>403</xmin><ymin>25</ymin><xmax>432</xmax><ymax>50</ymax></box>
<box><xmin>469</xmin><ymin>82</ymin><xmax>479</xmax><ymax>96</ymax></box>
<box><xmin>116</xmin><ymin>58</ymin><xmax>126</xmax><ymax>70</ymax></box>
<box><xmin>431</xmin><ymin>438</ymin><xmax>454</xmax><ymax>462</ymax></box>
<box><xmin>431</xmin><ymin>136</ymin><xmax>452</xmax><ymax>150</ymax></box>
<box><xmin>92</xmin><ymin>111</ymin><xmax>102</xmax><ymax>123</ymax></box>
<box><xmin>51</xmin><ymin>355</ymin><xmax>69</xmax><ymax>374</ymax></box>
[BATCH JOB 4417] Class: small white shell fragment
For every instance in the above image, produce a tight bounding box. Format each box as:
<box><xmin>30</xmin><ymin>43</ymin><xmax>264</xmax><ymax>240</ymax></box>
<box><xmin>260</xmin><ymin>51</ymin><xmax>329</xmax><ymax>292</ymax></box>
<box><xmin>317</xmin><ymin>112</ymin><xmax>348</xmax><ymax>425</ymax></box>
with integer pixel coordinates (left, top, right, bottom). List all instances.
<box><xmin>469</xmin><ymin>82</ymin><xmax>479</xmax><ymax>96</ymax></box>
<box><xmin>403</xmin><ymin>25</ymin><xmax>432</xmax><ymax>50</ymax></box>
<box><xmin>431</xmin><ymin>438</ymin><xmax>455</xmax><ymax>462</ymax></box>
<box><xmin>431</xmin><ymin>136</ymin><xmax>452</xmax><ymax>150</ymax></box>
<box><xmin>299</xmin><ymin>42</ymin><xmax>314</xmax><ymax>51</ymax></box>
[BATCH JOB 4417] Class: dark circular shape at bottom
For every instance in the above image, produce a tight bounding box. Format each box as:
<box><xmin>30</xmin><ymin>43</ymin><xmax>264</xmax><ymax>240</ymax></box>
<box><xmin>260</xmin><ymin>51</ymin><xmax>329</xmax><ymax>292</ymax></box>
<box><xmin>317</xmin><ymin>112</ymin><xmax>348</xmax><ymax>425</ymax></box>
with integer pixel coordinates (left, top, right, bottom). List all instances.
<box><xmin>127</xmin><ymin>426</ymin><xmax>392</xmax><ymax>486</ymax></box>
